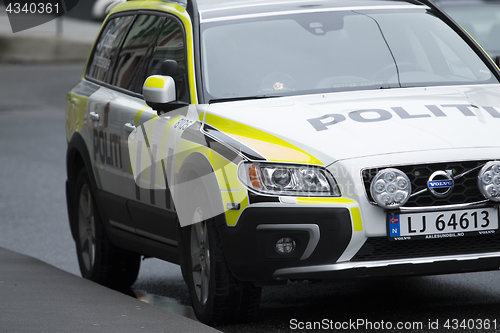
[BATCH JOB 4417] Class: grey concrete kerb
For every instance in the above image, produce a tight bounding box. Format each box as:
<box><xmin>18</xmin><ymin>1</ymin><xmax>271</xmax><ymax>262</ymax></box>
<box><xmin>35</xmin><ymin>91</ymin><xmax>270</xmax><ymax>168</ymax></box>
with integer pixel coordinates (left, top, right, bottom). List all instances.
<box><xmin>0</xmin><ymin>247</ymin><xmax>222</xmax><ymax>333</ymax></box>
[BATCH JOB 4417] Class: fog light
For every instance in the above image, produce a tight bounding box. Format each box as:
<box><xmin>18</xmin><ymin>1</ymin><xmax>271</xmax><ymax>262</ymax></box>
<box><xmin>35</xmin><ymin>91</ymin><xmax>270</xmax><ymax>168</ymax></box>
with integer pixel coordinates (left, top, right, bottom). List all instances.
<box><xmin>370</xmin><ymin>168</ymin><xmax>411</xmax><ymax>209</ymax></box>
<box><xmin>275</xmin><ymin>237</ymin><xmax>296</xmax><ymax>254</ymax></box>
<box><xmin>479</xmin><ymin>161</ymin><xmax>500</xmax><ymax>202</ymax></box>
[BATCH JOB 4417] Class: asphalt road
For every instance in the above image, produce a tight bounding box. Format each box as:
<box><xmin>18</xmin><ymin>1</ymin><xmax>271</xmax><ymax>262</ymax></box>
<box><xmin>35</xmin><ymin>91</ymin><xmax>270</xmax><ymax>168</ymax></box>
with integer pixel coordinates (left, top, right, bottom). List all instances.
<box><xmin>3</xmin><ymin>63</ymin><xmax>500</xmax><ymax>333</ymax></box>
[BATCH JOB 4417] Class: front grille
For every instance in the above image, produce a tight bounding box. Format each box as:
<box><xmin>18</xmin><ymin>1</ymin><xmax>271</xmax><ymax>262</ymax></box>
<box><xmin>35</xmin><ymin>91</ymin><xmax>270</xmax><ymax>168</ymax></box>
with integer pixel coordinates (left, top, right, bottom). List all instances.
<box><xmin>351</xmin><ymin>233</ymin><xmax>500</xmax><ymax>262</ymax></box>
<box><xmin>362</xmin><ymin>160</ymin><xmax>489</xmax><ymax>207</ymax></box>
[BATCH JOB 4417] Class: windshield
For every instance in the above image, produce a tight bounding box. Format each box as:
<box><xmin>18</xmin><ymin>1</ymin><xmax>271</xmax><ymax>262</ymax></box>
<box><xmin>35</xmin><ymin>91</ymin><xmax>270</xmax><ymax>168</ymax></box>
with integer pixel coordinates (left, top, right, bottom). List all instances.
<box><xmin>438</xmin><ymin>2</ymin><xmax>500</xmax><ymax>57</ymax></box>
<box><xmin>200</xmin><ymin>8</ymin><xmax>498</xmax><ymax>102</ymax></box>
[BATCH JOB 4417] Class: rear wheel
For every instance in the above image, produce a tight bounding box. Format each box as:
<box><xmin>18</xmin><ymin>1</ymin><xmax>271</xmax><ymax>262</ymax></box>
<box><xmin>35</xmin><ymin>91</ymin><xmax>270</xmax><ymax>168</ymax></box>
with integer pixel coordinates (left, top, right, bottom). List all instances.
<box><xmin>182</xmin><ymin>184</ymin><xmax>261</xmax><ymax>325</ymax></box>
<box><xmin>73</xmin><ymin>167</ymin><xmax>140</xmax><ymax>289</ymax></box>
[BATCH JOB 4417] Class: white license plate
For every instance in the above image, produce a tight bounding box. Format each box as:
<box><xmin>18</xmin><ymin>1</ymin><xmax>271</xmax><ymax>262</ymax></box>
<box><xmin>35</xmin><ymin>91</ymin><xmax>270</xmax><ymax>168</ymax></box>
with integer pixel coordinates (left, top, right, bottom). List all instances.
<box><xmin>388</xmin><ymin>207</ymin><xmax>499</xmax><ymax>241</ymax></box>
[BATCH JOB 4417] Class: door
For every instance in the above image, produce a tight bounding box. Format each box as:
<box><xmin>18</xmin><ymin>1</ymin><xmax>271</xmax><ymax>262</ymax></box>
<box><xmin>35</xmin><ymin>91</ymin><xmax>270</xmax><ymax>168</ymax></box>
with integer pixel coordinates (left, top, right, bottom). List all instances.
<box><xmin>126</xmin><ymin>14</ymin><xmax>191</xmax><ymax>244</ymax></box>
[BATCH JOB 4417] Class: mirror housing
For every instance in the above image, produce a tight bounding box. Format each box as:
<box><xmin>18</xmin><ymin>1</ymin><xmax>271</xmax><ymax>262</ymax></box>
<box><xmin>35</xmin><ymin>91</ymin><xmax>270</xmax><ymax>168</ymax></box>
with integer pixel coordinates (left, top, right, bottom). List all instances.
<box><xmin>143</xmin><ymin>60</ymin><xmax>187</xmax><ymax>115</ymax></box>
<box><xmin>143</xmin><ymin>75</ymin><xmax>176</xmax><ymax>104</ymax></box>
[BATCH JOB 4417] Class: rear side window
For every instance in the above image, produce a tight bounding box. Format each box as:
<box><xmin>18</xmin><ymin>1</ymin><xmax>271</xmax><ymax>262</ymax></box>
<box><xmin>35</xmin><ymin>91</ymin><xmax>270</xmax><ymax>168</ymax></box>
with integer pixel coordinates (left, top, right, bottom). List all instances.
<box><xmin>112</xmin><ymin>15</ymin><xmax>165</xmax><ymax>93</ymax></box>
<box><xmin>87</xmin><ymin>15</ymin><xmax>134</xmax><ymax>83</ymax></box>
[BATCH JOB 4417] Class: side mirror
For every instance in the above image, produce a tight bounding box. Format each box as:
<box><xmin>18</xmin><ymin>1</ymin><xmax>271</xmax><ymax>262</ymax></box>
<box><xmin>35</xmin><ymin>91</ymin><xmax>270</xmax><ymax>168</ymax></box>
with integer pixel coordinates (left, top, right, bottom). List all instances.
<box><xmin>143</xmin><ymin>75</ymin><xmax>176</xmax><ymax>105</ymax></box>
<box><xmin>143</xmin><ymin>60</ymin><xmax>187</xmax><ymax>115</ymax></box>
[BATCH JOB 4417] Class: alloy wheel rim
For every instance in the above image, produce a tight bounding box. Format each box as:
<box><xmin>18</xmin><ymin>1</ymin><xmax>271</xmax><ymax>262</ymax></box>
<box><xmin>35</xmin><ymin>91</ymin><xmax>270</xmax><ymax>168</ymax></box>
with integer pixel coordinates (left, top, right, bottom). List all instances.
<box><xmin>77</xmin><ymin>184</ymin><xmax>96</xmax><ymax>272</ymax></box>
<box><xmin>190</xmin><ymin>207</ymin><xmax>210</xmax><ymax>305</ymax></box>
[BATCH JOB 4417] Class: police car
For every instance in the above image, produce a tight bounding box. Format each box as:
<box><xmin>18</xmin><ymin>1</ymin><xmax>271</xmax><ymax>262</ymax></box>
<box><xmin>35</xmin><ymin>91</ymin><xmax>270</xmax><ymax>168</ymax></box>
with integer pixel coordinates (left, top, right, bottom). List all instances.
<box><xmin>65</xmin><ymin>0</ymin><xmax>500</xmax><ymax>325</ymax></box>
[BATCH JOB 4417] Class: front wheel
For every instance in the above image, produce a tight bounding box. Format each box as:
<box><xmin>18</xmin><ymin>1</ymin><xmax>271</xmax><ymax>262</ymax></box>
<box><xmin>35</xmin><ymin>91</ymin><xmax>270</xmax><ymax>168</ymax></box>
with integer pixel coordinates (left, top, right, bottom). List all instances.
<box><xmin>73</xmin><ymin>167</ymin><xmax>141</xmax><ymax>289</ymax></box>
<box><xmin>182</xmin><ymin>186</ymin><xmax>261</xmax><ymax>325</ymax></box>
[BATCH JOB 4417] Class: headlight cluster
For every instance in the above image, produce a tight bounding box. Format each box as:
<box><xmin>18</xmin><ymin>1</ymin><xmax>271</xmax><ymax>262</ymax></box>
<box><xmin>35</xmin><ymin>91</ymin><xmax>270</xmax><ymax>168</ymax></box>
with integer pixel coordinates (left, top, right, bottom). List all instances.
<box><xmin>238</xmin><ymin>163</ymin><xmax>340</xmax><ymax>197</ymax></box>
<box><xmin>370</xmin><ymin>168</ymin><xmax>411</xmax><ymax>209</ymax></box>
<box><xmin>478</xmin><ymin>161</ymin><xmax>500</xmax><ymax>202</ymax></box>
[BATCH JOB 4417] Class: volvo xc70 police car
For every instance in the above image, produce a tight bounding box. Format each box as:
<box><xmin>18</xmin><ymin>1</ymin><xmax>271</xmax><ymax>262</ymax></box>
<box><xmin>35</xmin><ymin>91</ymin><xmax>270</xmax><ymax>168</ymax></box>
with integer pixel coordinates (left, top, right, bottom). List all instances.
<box><xmin>66</xmin><ymin>0</ymin><xmax>500</xmax><ymax>325</ymax></box>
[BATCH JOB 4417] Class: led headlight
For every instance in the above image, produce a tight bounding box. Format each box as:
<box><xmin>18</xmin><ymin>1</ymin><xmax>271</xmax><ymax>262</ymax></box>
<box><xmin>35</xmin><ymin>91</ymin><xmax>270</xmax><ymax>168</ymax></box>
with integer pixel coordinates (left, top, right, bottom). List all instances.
<box><xmin>478</xmin><ymin>161</ymin><xmax>500</xmax><ymax>202</ymax></box>
<box><xmin>238</xmin><ymin>163</ymin><xmax>340</xmax><ymax>197</ymax></box>
<box><xmin>370</xmin><ymin>168</ymin><xmax>411</xmax><ymax>209</ymax></box>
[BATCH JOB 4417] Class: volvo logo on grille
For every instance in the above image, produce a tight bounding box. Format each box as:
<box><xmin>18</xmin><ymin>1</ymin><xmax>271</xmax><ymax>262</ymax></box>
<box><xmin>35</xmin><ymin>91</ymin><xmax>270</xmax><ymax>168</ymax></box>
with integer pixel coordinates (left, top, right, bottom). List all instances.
<box><xmin>427</xmin><ymin>170</ymin><xmax>454</xmax><ymax>198</ymax></box>
<box><xmin>428</xmin><ymin>180</ymin><xmax>454</xmax><ymax>188</ymax></box>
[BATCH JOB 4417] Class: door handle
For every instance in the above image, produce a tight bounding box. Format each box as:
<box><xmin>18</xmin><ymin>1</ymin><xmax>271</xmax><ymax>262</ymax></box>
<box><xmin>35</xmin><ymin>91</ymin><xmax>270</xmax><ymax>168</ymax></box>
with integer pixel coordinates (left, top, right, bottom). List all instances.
<box><xmin>89</xmin><ymin>111</ymin><xmax>100</xmax><ymax>121</ymax></box>
<box><xmin>124</xmin><ymin>122</ymin><xmax>136</xmax><ymax>132</ymax></box>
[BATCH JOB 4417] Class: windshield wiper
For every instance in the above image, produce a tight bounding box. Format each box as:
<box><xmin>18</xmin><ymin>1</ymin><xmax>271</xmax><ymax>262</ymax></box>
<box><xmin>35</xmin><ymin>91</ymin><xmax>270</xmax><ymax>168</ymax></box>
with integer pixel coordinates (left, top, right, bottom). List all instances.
<box><xmin>209</xmin><ymin>95</ymin><xmax>281</xmax><ymax>104</ymax></box>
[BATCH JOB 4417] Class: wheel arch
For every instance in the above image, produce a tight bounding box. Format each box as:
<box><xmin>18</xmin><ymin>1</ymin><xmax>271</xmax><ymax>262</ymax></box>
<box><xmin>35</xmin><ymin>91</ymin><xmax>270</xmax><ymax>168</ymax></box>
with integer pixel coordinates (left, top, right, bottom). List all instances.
<box><xmin>176</xmin><ymin>151</ymin><xmax>227</xmax><ymax>229</ymax></box>
<box><xmin>175</xmin><ymin>151</ymin><xmax>227</xmax><ymax>282</ymax></box>
<box><xmin>66</xmin><ymin>132</ymin><xmax>98</xmax><ymax>241</ymax></box>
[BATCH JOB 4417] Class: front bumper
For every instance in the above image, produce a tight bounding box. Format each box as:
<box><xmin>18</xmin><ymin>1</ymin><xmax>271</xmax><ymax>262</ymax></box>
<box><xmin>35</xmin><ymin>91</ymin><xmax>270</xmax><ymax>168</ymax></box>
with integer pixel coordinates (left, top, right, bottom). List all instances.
<box><xmin>217</xmin><ymin>206</ymin><xmax>353</xmax><ymax>282</ymax></box>
<box><xmin>217</xmin><ymin>205</ymin><xmax>500</xmax><ymax>283</ymax></box>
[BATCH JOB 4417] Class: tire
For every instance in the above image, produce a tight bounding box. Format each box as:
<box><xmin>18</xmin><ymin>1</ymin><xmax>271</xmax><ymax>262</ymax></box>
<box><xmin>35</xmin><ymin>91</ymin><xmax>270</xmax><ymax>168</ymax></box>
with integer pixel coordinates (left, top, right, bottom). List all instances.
<box><xmin>73</xmin><ymin>167</ymin><xmax>141</xmax><ymax>289</ymax></box>
<box><xmin>182</xmin><ymin>185</ymin><xmax>261</xmax><ymax>325</ymax></box>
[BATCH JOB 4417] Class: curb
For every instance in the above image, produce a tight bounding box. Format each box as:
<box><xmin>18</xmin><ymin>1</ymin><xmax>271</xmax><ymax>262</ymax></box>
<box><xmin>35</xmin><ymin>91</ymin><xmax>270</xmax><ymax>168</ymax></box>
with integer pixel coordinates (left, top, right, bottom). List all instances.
<box><xmin>0</xmin><ymin>247</ymin><xmax>222</xmax><ymax>333</ymax></box>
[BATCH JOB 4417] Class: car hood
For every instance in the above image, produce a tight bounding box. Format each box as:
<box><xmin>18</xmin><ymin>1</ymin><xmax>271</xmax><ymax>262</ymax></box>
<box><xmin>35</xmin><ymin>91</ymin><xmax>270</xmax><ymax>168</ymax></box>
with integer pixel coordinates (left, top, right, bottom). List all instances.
<box><xmin>204</xmin><ymin>85</ymin><xmax>500</xmax><ymax>166</ymax></box>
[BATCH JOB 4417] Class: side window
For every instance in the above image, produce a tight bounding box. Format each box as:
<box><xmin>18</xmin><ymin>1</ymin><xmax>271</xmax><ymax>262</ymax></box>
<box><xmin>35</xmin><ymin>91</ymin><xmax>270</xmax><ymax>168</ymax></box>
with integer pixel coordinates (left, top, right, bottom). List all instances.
<box><xmin>146</xmin><ymin>18</ymin><xmax>188</xmax><ymax>102</ymax></box>
<box><xmin>88</xmin><ymin>15</ymin><xmax>134</xmax><ymax>83</ymax></box>
<box><xmin>112</xmin><ymin>15</ymin><xmax>165</xmax><ymax>93</ymax></box>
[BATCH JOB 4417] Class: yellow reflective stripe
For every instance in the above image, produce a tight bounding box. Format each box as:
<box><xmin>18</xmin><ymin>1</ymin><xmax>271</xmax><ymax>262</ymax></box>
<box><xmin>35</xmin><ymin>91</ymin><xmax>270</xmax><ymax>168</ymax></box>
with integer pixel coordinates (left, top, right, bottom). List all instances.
<box><xmin>145</xmin><ymin>77</ymin><xmax>166</xmax><ymax>88</ymax></box>
<box><xmin>216</xmin><ymin>157</ymin><xmax>248</xmax><ymax>226</ymax></box>
<box><xmin>133</xmin><ymin>107</ymin><xmax>156</xmax><ymax>135</ymax></box>
<box><xmin>148</xmin><ymin>114</ymin><xmax>165</xmax><ymax>187</ymax></box>
<box><xmin>66</xmin><ymin>93</ymin><xmax>88</xmax><ymax>141</ymax></box>
<box><xmin>297</xmin><ymin>197</ymin><xmax>356</xmax><ymax>204</ymax></box>
<box><xmin>185</xmin><ymin>33</ymin><xmax>197</xmax><ymax>103</ymax></box>
<box><xmin>142</xmin><ymin>115</ymin><xmax>160</xmax><ymax>181</ymax></box>
<box><xmin>350</xmin><ymin>207</ymin><xmax>363</xmax><ymax>231</ymax></box>
<box><xmin>130</xmin><ymin>107</ymin><xmax>145</xmax><ymax>174</ymax></box>
<box><xmin>159</xmin><ymin>116</ymin><xmax>181</xmax><ymax>180</ymax></box>
<box><xmin>134</xmin><ymin>110</ymin><xmax>144</xmax><ymax>127</ymax></box>
<box><xmin>212</xmin><ymin>152</ymin><xmax>242</xmax><ymax>190</ymax></box>
<box><xmin>159</xmin><ymin>160</ymin><xmax>166</xmax><ymax>187</ymax></box>
<box><xmin>131</xmin><ymin>107</ymin><xmax>157</xmax><ymax>178</ymax></box>
<box><xmin>221</xmin><ymin>189</ymin><xmax>249</xmax><ymax>227</ymax></box>
<box><xmin>174</xmin><ymin>139</ymin><xmax>248</xmax><ymax>226</ymax></box>
<box><xmin>205</xmin><ymin>113</ymin><xmax>323</xmax><ymax>165</ymax></box>
<box><xmin>146</xmin><ymin>113</ymin><xmax>159</xmax><ymax>143</ymax></box>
